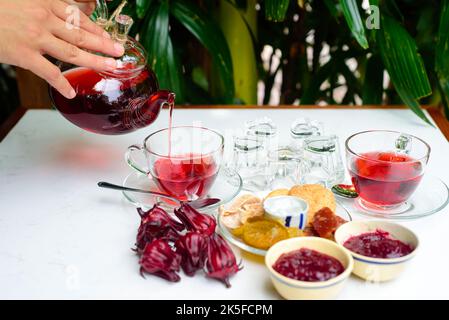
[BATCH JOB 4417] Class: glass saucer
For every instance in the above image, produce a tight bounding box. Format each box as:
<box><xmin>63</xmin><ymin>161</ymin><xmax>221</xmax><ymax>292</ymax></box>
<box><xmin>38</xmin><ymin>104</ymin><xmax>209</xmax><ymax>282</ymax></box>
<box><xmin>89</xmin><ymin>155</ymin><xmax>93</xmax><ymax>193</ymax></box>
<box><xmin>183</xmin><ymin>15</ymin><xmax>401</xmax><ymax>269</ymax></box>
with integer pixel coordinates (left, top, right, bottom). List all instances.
<box><xmin>338</xmin><ymin>175</ymin><xmax>449</xmax><ymax>220</ymax></box>
<box><xmin>122</xmin><ymin>168</ymin><xmax>243</xmax><ymax>212</ymax></box>
<box><xmin>217</xmin><ymin>201</ymin><xmax>352</xmax><ymax>256</ymax></box>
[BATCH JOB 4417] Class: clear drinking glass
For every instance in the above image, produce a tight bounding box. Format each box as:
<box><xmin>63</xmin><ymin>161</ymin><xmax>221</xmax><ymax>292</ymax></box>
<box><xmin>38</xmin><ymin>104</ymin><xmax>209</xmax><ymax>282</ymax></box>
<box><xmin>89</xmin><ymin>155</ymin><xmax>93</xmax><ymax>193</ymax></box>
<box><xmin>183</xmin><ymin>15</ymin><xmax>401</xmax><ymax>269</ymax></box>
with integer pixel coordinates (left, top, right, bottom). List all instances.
<box><xmin>265</xmin><ymin>146</ymin><xmax>310</xmax><ymax>189</ymax></box>
<box><xmin>302</xmin><ymin>135</ymin><xmax>345</xmax><ymax>187</ymax></box>
<box><xmin>245</xmin><ymin>117</ymin><xmax>279</xmax><ymax>153</ymax></box>
<box><xmin>289</xmin><ymin>118</ymin><xmax>323</xmax><ymax>151</ymax></box>
<box><xmin>228</xmin><ymin>135</ymin><xmax>268</xmax><ymax>191</ymax></box>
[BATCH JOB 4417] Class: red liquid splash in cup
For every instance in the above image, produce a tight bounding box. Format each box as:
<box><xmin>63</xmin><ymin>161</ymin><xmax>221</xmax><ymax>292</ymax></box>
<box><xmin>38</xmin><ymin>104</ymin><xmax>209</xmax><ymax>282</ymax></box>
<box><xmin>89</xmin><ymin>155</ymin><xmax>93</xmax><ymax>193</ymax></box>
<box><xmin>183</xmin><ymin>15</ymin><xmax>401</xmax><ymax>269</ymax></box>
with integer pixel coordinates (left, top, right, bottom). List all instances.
<box><xmin>152</xmin><ymin>154</ymin><xmax>219</xmax><ymax>201</ymax></box>
<box><xmin>349</xmin><ymin>151</ymin><xmax>423</xmax><ymax>206</ymax></box>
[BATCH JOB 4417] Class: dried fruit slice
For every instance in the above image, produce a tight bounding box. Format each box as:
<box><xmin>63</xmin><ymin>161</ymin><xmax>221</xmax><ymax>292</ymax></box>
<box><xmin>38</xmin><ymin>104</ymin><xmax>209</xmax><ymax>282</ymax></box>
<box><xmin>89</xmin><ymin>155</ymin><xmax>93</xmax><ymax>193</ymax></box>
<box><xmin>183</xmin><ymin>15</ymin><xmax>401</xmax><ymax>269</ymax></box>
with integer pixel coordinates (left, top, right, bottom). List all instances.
<box><xmin>229</xmin><ymin>194</ymin><xmax>261</xmax><ymax>211</ymax></box>
<box><xmin>265</xmin><ymin>188</ymin><xmax>290</xmax><ymax>199</ymax></box>
<box><xmin>219</xmin><ymin>194</ymin><xmax>263</xmax><ymax>229</ymax></box>
<box><xmin>287</xmin><ymin>227</ymin><xmax>304</xmax><ymax>238</ymax></box>
<box><xmin>231</xmin><ymin>225</ymin><xmax>245</xmax><ymax>237</ymax></box>
<box><xmin>242</xmin><ymin>218</ymin><xmax>289</xmax><ymax>250</ymax></box>
<box><xmin>221</xmin><ymin>211</ymin><xmax>242</xmax><ymax>229</ymax></box>
<box><xmin>312</xmin><ymin>207</ymin><xmax>338</xmax><ymax>239</ymax></box>
<box><xmin>239</xmin><ymin>202</ymin><xmax>264</xmax><ymax>224</ymax></box>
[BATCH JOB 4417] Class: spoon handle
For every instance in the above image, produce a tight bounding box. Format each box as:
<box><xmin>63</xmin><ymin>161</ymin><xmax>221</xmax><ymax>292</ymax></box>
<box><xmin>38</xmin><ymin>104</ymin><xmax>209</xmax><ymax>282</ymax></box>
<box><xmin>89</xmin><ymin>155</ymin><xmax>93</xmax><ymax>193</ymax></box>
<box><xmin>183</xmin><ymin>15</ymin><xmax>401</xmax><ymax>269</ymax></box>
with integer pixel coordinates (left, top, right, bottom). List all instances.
<box><xmin>97</xmin><ymin>182</ymin><xmax>180</xmax><ymax>203</ymax></box>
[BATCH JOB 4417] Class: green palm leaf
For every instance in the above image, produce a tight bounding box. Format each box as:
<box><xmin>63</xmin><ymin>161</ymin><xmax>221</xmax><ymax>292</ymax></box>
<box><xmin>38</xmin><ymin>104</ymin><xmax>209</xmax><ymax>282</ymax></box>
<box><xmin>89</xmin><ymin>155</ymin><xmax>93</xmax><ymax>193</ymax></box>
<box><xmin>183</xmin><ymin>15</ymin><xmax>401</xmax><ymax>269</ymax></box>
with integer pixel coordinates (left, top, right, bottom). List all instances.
<box><xmin>171</xmin><ymin>0</ymin><xmax>235</xmax><ymax>103</ymax></box>
<box><xmin>136</xmin><ymin>0</ymin><xmax>153</xmax><ymax>19</ymax></box>
<box><xmin>140</xmin><ymin>0</ymin><xmax>169</xmax><ymax>87</ymax></box>
<box><xmin>362</xmin><ymin>55</ymin><xmax>384</xmax><ymax>105</ymax></box>
<box><xmin>376</xmin><ymin>15</ymin><xmax>432</xmax><ymax>124</ymax></box>
<box><xmin>339</xmin><ymin>0</ymin><xmax>369</xmax><ymax>49</ymax></box>
<box><xmin>166</xmin><ymin>37</ymin><xmax>185</xmax><ymax>103</ymax></box>
<box><xmin>265</xmin><ymin>0</ymin><xmax>290</xmax><ymax>22</ymax></box>
<box><xmin>436</xmin><ymin>0</ymin><xmax>449</xmax><ymax>118</ymax></box>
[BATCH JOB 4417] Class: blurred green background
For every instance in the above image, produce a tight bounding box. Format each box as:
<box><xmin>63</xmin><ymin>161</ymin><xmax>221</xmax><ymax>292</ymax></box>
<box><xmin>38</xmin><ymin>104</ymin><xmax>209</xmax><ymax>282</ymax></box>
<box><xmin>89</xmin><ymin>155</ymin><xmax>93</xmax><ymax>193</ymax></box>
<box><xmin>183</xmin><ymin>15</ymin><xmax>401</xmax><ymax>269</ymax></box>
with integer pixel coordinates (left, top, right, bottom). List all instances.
<box><xmin>1</xmin><ymin>0</ymin><xmax>449</xmax><ymax>125</ymax></box>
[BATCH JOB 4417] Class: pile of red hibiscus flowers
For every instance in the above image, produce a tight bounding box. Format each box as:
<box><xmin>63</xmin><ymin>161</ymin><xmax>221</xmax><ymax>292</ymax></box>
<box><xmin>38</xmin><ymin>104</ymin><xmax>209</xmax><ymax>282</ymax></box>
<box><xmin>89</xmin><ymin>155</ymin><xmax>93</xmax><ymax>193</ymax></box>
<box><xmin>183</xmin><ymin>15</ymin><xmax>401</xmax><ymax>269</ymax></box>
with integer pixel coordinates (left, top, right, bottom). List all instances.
<box><xmin>134</xmin><ymin>203</ymin><xmax>241</xmax><ymax>288</ymax></box>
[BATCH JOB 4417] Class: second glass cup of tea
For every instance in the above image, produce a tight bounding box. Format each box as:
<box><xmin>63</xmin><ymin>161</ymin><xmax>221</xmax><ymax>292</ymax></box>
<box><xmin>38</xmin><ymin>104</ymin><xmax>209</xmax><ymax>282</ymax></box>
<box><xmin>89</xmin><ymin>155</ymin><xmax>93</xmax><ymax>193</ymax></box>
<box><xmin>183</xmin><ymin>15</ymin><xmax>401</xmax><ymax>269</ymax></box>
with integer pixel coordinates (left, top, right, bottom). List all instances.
<box><xmin>345</xmin><ymin>130</ymin><xmax>430</xmax><ymax>213</ymax></box>
<box><xmin>126</xmin><ymin>126</ymin><xmax>224</xmax><ymax>201</ymax></box>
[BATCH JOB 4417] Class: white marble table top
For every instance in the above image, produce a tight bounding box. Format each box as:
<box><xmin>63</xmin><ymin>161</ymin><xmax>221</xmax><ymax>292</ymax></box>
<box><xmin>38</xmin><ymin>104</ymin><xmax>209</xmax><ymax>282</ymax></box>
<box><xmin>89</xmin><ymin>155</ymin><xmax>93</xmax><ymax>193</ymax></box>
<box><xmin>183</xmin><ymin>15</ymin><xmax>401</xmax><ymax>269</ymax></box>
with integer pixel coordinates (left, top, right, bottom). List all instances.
<box><xmin>1</xmin><ymin>108</ymin><xmax>448</xmax><ymax>299</ymax></box>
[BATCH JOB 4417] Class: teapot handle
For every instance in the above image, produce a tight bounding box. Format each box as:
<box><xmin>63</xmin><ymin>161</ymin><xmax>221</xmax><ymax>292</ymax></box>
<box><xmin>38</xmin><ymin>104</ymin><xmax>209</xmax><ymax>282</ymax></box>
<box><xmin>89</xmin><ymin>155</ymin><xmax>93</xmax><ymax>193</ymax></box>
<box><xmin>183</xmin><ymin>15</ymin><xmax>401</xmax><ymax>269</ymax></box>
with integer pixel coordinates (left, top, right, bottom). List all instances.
<box><xmin>125</xmin><ymin>144</ymin><xmax>148</xmax><ymax>175</ymax></box>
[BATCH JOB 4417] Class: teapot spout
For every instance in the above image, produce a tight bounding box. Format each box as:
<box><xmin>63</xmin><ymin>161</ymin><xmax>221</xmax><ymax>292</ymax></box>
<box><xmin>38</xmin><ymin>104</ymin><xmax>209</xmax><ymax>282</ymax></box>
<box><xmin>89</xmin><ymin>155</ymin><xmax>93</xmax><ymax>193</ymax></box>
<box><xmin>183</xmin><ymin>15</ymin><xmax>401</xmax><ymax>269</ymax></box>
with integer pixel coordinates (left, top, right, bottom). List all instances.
<box><xmin>127</xmin><ymin>90</ymin><xmax>175</xmax><ymax>130</ymax></box>
<box><xmin>149</xmin><ymin>90</ymin><xmax>176</xmax><ymax>111</ymax></box>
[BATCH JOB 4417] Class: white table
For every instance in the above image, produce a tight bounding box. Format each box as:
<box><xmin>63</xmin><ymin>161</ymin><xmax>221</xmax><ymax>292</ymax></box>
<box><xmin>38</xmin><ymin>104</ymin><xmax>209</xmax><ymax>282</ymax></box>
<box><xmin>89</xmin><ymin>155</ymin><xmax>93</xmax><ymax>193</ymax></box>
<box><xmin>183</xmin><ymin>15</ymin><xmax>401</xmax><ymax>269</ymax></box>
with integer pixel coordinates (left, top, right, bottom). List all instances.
<box><xmin>1</xmin><ymin>108</ymin><xmax>448</xmax><ymax>300</ymax></box>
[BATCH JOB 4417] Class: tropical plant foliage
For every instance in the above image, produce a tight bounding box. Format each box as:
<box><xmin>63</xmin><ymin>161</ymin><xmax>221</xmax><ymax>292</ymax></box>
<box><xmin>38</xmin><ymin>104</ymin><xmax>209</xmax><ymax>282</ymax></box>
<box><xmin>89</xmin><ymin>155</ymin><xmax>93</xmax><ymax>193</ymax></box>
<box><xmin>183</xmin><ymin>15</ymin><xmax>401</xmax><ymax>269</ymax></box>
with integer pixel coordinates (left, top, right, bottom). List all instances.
<box><xmin>0</xmin><ymin>66</ymin><xmax>19</xmax><ymax>124</ymax></box>
<box><xmin>103</xmin><ymin>0</ymin><xmax>449</xmax><ymax>123</ymax></box>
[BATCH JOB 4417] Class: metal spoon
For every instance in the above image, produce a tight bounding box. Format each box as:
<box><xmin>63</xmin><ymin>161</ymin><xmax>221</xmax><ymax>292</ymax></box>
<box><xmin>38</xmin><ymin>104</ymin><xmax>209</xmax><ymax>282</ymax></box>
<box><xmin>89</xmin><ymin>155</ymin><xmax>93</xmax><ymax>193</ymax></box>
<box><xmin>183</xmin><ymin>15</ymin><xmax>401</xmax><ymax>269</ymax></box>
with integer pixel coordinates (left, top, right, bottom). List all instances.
<box><xmin>97</xmin><ymin>182</ymin><xmax>220</xmax><ymax>209</ymax></box>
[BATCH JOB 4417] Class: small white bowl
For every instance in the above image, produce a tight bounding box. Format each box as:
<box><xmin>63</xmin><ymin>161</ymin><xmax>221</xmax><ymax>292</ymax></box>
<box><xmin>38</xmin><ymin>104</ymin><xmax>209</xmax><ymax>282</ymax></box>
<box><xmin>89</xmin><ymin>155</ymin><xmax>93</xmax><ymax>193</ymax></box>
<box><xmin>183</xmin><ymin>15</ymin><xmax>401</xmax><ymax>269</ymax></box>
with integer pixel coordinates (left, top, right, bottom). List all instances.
<box><xmin>263</xmin><ymin>195</ymin><xmax>309</xmax><ymax>229</ymax></box>
<box><xmin>334</xmin><ymin>220</ymin><xmax>418</xmax><ymax>282</ymax></box>
<box><xmin>265</xmin><ymin>237</ymin><xmax>353</xmax><ymax>300</ymax></box>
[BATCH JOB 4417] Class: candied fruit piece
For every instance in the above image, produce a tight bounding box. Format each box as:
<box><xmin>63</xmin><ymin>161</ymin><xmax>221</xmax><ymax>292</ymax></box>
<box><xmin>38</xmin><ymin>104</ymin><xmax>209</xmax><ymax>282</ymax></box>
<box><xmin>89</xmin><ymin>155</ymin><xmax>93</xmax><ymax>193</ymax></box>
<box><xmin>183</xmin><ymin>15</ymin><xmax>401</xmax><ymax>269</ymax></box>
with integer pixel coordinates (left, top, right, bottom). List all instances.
<box><xmin>303</xmin><ymin>225</ymin><xmax>319</xmax><ymax>237</ymax></box>
<box><xmin>242</xmin><ymin>219</ymin><xmax>288</xmax><ymax>250</ymax></box>
<box><xmin>287</xmin><ymin>227</ymin><xmax>304</xmax><ymax>238</ymax></box>
<box><xmin>312</xmin><ymin>207</ymin><xmax>338</xmax><ymax>239</ymax></box>
<box><xmin>231</xmin><ymin>225</ymin><xmax>244</xmax><ymax>237</ymax></box>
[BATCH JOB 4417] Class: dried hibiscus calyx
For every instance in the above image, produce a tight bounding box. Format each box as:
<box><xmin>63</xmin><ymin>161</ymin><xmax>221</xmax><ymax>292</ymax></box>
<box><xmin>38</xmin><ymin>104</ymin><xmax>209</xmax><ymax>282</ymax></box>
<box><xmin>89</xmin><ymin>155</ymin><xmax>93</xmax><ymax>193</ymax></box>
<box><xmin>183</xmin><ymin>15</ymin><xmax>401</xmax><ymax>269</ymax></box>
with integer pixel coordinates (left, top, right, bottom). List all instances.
<box><xmin>175</xmin><ymin>232</ymin><xmax>207</xmax><ymax>276</ymax></box>
<box><xmin>135</xmin><ymin>205</ymin><xmax>185</xmax><ymax>251</ymax></box>
<box><xmin>133</xmin><ymin>203</ymin><xmax>242</xmax><ymax>287</ymax></box>
<box><xmin>139</xmin><ymin>239</ymin><xmax>181</xmax><ymax>282</ymax></box>
<box><xmin>204</xmin><ymin>233</ymin><xmax>241</xmax><ymax>288</ymax></box>
<box><xmin>174</xmin><ymin>203</ymin><xmax>216</xmax><ymax>236</ymax></box>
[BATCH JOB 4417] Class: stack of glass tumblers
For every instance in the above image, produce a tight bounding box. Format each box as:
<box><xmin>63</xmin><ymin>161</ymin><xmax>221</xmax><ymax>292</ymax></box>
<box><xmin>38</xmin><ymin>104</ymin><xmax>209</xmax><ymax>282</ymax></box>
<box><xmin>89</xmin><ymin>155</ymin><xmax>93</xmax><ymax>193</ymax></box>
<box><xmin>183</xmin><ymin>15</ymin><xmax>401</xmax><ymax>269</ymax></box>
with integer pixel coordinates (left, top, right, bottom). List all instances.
<box><xmin>225</xmin><ymin>117</ymin><xmax>345</xmax><ymax>191</ymax></box>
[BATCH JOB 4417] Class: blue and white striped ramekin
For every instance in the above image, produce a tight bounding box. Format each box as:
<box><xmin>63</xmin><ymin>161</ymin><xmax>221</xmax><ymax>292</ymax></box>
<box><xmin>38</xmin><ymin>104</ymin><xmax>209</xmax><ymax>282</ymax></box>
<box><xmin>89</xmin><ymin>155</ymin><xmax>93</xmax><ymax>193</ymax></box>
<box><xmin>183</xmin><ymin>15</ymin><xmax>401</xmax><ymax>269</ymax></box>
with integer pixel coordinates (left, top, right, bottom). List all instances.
<box><xmin>263</xmin><ymin>195</ymin><xmax>309</xmax><ymax>230</ymax></box>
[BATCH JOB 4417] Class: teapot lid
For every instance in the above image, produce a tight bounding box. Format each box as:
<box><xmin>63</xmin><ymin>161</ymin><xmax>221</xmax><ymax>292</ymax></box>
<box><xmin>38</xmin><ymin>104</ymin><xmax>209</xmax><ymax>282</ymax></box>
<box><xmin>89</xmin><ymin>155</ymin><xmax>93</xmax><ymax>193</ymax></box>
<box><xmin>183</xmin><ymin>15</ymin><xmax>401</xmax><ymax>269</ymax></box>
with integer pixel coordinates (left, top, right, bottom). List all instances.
<box><xmin>100</xmin><ymin>14</ymin><xmax>147</xmax><ymax>78</ymax></box>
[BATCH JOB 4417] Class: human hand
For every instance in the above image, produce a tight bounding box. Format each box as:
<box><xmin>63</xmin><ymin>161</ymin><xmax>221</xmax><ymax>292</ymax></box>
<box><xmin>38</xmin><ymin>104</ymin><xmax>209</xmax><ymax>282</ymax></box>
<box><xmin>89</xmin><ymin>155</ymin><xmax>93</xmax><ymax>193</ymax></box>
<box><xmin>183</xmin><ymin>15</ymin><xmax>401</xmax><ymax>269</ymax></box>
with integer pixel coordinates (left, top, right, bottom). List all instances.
<box><xmin>63</xmin><ymin>0</ymin><xmax>111</xmax><ymax>16</ymax></box>
<box><xmin>0</xmin><ymin>0</ymin><xmax>124</xmax><ymax>99</ymax></box>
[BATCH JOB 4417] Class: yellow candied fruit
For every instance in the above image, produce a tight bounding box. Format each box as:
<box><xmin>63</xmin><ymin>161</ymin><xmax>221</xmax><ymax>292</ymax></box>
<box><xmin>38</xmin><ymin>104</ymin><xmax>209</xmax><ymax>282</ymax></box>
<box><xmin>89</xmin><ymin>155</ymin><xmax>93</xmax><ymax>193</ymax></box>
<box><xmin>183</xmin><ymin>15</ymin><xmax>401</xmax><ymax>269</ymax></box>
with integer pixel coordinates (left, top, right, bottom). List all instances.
<box><xmin>241</xmin><ymin>218</ymin><xmax>289</xmax><ymax>250</ymax></box>
<box><xmin>287</xmin><ymin>227</ymin><xmax>304</xmax><ymax>238</ymax></box>
<box><xmin>231</xmin><ymin>225</ymin><xmax>244</xmax><ymax>237</ymax></box>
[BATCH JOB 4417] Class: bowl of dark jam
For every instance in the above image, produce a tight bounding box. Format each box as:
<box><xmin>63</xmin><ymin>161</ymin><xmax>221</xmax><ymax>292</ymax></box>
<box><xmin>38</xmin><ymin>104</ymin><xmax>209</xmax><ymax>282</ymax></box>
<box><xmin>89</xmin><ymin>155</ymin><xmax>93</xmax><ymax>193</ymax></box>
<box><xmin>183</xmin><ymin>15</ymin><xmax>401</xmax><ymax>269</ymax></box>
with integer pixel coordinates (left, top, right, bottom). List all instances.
<box><xmin>265</xmin><ymin>237</ymin><xmax>354</xmax><ymax>300</ymax></box>
<box><xmin>335</xmin><ymin>220</ymin><xmax>418</xmax><ymax>282</ymax></box>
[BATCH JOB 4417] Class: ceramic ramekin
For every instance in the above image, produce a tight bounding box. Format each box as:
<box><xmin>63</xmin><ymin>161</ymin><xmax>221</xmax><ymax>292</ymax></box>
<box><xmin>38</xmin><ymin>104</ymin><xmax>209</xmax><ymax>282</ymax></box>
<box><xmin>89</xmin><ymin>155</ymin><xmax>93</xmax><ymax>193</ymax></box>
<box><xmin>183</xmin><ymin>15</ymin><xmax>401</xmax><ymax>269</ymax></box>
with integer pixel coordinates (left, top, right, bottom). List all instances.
<box><xmin>263</xmin><ymin>195</ymin><xmax>309</xmax><ymax>229</ymax></box>
<box><xmin>265</xmin><ymin>237</ymin><xmax>353</xmax><ymax>300</ymax></box>
<box><xmin>334</xmin><ymin>220</ymin><xmax>419</xmax><ymax>282</ymax></box>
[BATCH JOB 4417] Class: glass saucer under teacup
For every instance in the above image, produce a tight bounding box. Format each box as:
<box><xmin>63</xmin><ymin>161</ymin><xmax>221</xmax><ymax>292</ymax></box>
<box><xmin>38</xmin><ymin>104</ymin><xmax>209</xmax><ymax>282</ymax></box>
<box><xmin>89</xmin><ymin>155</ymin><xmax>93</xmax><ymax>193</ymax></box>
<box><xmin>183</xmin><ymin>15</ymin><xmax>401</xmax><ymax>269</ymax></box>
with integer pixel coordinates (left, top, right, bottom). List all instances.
<box><xmin>337</xmin><ymin>175</ymin><xmax>449</xmax><ymax>220</ymax></box>
<box><xmin>122</xmin><ymin>167</ymin><xmax>243</xmax><ymax>212</ymax></box>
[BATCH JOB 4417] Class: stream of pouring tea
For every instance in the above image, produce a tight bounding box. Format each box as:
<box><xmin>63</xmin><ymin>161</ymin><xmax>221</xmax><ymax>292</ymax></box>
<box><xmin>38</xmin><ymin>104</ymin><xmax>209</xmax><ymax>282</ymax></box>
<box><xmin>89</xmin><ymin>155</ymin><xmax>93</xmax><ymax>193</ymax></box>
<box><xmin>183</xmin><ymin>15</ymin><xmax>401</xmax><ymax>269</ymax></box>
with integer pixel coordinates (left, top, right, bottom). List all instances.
<box><xmin>168</xmin><ymin>102</ymin><xmax>174</xmax><ymax>157</ymax></box>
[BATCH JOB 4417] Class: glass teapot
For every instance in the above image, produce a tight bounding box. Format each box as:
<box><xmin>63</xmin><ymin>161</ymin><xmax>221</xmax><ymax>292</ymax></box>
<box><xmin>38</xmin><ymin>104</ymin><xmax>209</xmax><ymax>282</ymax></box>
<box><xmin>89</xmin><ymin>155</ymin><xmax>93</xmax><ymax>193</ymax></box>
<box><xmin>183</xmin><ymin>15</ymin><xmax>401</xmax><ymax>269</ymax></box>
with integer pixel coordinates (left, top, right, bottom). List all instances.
<box><xmin>49</xmin><ymin>0</ymin><xmax>175</xmax><ymax>135</ymax></box>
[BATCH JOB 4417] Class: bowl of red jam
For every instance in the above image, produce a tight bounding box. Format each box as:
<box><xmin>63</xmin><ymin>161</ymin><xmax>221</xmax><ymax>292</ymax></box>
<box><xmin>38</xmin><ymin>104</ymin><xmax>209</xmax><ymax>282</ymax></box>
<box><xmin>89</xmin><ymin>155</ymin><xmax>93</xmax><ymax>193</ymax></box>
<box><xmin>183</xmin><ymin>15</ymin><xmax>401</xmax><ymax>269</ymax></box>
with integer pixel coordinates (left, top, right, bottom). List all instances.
<box><xmin>265</xmin><ymin>237</ymin><xmax>353</xmax><ymax>300</ymax></box>
<box><xmin>335</xmin><ymin>221</ymin><xmax>418</xmax><ymax>282</ymax></box>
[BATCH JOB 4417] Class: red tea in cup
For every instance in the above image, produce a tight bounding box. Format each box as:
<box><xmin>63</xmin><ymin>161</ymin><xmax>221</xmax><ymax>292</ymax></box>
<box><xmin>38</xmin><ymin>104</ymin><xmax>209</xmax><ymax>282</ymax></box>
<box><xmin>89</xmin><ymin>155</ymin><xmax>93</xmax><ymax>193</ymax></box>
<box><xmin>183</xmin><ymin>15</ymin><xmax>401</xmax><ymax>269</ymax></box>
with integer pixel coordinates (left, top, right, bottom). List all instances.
<box><xmin>152</xmin><ymin>154</ymin><xmax>218</xmax><ymax>201</ymax></box>
<box><xmin>349</xmin><ymin>151</ymin><xmax>423</xmax><ymax>206</ymax></box>
<box><xmin>126</xmin><ymin>127</ymin><xmax>224</xmax><ymax>202</ymax></box>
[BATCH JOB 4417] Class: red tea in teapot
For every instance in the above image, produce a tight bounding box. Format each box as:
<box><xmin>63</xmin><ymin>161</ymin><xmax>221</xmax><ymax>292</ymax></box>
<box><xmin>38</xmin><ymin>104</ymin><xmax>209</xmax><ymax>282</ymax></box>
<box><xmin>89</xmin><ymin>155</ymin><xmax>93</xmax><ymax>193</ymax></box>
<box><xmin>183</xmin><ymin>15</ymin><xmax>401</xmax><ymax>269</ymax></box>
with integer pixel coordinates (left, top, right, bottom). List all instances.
<box><xmin>50</xmin><ymin>11</ymin><xmax>175</xmax><ymax>135</ymax></box>
<box><xmin>50</xmin><ymin>67</ymin><xmax>174</xmax><ymax>135</ymax></box>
